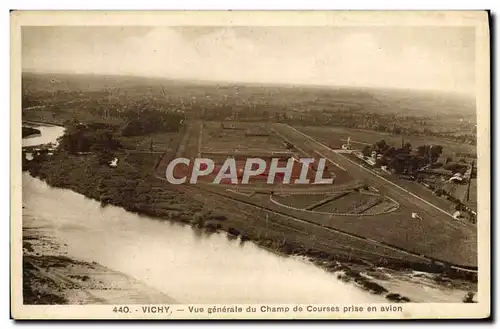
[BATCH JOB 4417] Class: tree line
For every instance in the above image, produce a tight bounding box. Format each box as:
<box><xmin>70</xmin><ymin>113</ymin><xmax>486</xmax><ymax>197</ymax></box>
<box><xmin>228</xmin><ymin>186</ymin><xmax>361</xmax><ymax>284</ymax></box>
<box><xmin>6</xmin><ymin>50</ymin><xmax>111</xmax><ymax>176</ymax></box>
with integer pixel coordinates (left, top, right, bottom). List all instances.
<box><xmin>122</xmin><ymin>109</ymin><xmax>184</xmax><ymax>136</ymax></box>
<box><xmin>361</xmin><ymin>139</ymin><xmax>445</xmax><ymax>175</ymax></box>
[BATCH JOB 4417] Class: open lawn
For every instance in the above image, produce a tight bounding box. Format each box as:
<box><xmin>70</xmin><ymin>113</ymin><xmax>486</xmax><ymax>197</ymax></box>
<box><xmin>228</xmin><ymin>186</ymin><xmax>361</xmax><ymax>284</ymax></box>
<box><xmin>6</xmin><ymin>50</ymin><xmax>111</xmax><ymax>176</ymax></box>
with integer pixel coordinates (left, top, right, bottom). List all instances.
<box><xmin>120</xmin><ymin>132</ymin><xmax>184</xmax><ymax>153</ymax></box>
<box><xmin>315</xmin><ymin>193</ymin><xmax>376</xmax><ymax>214</ymax></box>
<box><xmin>296</xmin><ymin>125</ymin><xmax>476</xmax><ymax>158</ymax></box>
<box><xmin>202</xmin><ymin>121</ymin><xmax>288</xmax><ymax>154</ymax></box>
<box><xmin>272</xmin><ymin>194</ymin><xmax>335</xmax><ymax>209</ymax></box>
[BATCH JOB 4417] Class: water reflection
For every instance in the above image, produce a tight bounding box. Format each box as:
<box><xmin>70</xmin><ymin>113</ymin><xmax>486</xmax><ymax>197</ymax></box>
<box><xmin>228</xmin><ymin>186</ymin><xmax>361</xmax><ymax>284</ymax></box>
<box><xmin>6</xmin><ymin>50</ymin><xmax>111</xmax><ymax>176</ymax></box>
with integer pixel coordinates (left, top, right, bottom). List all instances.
<box><xmin>22</xmin><ymin>124</ymin><xmax>65</xmax><ymax>148</ymax></box>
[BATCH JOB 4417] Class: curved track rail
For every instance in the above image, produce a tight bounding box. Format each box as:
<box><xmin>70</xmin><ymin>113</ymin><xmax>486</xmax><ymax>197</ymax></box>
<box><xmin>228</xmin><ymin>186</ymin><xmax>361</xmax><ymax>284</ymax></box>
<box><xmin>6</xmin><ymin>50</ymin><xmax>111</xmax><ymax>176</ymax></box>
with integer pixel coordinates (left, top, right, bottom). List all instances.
<box><xmin>179</xmin><ymin>183</ymin><xmax>477</xmax><ymax>273</ymax></box>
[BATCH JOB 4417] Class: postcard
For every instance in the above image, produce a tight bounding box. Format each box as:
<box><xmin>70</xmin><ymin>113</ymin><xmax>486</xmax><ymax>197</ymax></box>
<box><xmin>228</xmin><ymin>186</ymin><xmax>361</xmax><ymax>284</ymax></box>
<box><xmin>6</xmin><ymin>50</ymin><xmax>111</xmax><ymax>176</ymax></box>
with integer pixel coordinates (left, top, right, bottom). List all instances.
<box><xmin>11</xmin><ymin>10</ymin><xmax>490</xmax><ymax>320</ymax></box>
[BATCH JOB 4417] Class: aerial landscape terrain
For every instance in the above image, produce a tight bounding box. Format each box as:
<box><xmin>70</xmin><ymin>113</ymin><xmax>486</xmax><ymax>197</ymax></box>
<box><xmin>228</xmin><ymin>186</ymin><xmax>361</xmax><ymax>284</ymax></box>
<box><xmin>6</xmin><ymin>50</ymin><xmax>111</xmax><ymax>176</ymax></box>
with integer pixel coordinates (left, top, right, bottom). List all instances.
<box><xmin>21</xmin><ymin>72</ymin><xmax>478</xmax><ymax>304</ymax></box>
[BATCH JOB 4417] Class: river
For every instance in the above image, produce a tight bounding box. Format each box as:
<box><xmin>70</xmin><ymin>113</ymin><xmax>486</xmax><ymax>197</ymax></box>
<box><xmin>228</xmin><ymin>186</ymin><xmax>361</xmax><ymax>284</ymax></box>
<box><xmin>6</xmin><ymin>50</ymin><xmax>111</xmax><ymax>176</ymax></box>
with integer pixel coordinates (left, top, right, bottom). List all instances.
<box><xmin>21</xmin><ymin>125</ymin><xmax>473</xmax><ymax>303</ymax></box>
<box><xmin>22</xmin><ymin>123</ymin><xmax>65</xmax><ymax>148</ymax></box>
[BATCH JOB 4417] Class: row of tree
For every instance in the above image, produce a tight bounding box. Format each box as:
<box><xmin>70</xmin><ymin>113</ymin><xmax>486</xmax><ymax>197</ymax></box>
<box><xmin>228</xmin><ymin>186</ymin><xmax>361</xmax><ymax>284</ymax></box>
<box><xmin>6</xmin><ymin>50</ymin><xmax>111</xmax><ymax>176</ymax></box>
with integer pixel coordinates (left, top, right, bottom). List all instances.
<box><xmin>57</xmin><ymin>122</ymin><xmax>122</xmax><ymax>156</ymax></box>
<box><xmin>122</xmin><ymin>109</ymin><xmax>184</xmax><ymax>136</ymax></box>
<box><xmin>361</xmin><ymin>139</ymin><xmax>445</xmax><ymax>175</ymax></box>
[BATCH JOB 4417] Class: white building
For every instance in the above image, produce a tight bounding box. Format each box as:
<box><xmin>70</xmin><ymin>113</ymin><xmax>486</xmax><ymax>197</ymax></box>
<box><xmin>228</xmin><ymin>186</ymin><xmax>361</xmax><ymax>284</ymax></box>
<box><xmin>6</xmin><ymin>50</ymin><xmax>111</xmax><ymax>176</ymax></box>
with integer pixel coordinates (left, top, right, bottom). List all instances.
<box><xmin>109</xmin><ymin>157</ymin><xmax>119</xmax><ymax>168</ymax></box>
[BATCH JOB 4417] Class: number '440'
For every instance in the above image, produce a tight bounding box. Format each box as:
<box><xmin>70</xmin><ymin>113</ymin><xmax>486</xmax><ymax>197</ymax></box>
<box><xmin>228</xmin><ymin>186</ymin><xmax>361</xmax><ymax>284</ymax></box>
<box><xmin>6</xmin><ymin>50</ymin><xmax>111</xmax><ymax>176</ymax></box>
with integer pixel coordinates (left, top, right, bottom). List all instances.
<box><xmin>113</xmin><ymin>306</ymin><xmax>130</xmax><ymax>313</ymax></box>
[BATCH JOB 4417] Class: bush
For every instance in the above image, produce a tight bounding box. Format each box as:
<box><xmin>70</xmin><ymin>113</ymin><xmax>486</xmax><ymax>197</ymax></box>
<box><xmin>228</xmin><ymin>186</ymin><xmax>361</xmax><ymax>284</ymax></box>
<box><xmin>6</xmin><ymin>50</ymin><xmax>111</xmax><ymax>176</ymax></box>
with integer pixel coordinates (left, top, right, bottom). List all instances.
<box><xmin>122</xmin><ymin>110</ymin><xmax>184</xmax><ymax>136</ymax></box>
<box><xmin>227</xmin><ymin>227</ymin><xmax>240</xmax><ymax>237</ymax></box>
<box><xmin>58</xmin><ymin>124</ymin><xmax>121</xmax><ymax>154</ymax></box>
<box><xmin>443</xmin><ymin>162</ymin><xmax>468</xmax><ymax>175</ymax></box>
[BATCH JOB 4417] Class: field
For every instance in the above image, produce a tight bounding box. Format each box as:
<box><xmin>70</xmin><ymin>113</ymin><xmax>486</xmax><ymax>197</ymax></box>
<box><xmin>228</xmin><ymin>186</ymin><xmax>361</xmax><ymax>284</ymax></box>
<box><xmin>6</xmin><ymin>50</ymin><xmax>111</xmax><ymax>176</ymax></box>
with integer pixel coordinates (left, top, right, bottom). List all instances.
<box><xmin>201</xmin><ymin>122</ymin><xmax>290</xmax><ymax>159</ymax></box>
<box><xmin>269</xmin><ymin>124</ymin><xmax>477</xmax><ymax>268</ymax></box>
<box><xmin>22</xmin><ymin>72</ymin><xmax>476</xmax><ymax>119</ymax></box>
<box><xmin>296</xmin><ymin>125</ymin><xmax>477</xmax><ymax>158</ymax></box>
<box><xmin>152</xmin><ymin>121</ymin><xmax>475</xmax><ymax>268</ymax></box>
<box><xmin>120</xmin><ymin>132</ymin><xmax>183</xmax><ymax>153</ymax></box>
<box><xmin>189</xmin><ymin>185</ymin><xmax>437</xmax><ymax>268</ymax></box>
<box><xmin>314</xmin><ymin>193</ymin><xmax>378</xmax><ymax>214</ymax></box>
<box><xmin>173</xmin><ymin>121</ymin><xmax>352</xmax><ymax>186</ymax></box>
<box><xmin>271</xmin><ymin>191</ymin><xmax>397</xmax><ymax>216</ymax></box>
<box><xmin>272</xmin><ymin>193</ymin><xmax>344</xmax><ymax>209</ymax></box>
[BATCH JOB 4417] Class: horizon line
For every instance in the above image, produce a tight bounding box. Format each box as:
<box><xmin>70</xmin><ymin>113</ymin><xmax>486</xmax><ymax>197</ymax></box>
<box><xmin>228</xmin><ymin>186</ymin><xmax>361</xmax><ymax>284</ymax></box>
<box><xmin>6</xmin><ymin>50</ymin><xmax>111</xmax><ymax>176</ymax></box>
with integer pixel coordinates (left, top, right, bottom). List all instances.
<box><xmin>22</xmin><ymin>70</ymin><xmax>476</xmax><ymax>99</ymax></box>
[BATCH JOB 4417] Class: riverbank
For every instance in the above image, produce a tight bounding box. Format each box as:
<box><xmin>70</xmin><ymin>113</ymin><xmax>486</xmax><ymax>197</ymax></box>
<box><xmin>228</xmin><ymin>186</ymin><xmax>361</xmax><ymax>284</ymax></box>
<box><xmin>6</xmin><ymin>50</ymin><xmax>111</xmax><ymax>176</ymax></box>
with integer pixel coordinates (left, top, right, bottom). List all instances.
<box><xmin>23</xmin><ymin>215</ymin><xmax>178</xmax><ymax>304</ymax></box>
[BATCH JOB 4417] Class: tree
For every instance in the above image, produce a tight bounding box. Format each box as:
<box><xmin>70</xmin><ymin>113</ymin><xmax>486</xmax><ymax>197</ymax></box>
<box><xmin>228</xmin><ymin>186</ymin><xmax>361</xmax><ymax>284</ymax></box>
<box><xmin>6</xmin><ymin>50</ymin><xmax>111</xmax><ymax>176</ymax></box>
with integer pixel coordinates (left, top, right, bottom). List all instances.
<box><xmin>417</xmin><ymin>144</ymin><xmax>443</xmax><ymax>163</ymax></box>
<box><xmin>443</xmin><ymin>162</ymin><xmax>468</xmax><ymax>175</ymax></box>
<box><xmin>462</xmin><ymin>292</ymin><xmax>475</xmax><ymax>303</ymax></box>
<box><xmin>389</xmin><ymin>156</ymin><xmax>405</xmax><ymax>174</ymax></box>
<box><xmin>384</xmin><ymin>146</ymin><xmax>397</xmax><ymax>157</ymax></box>
<box><xmin>58</xmin><ymin>124</ymin><xmax>121</xmax><ymax>155</ymax></box>
<box><xmin>362</xmin><ymin>146</ymin><xmax>372</xmax><ymax>157</ymax></box>
<box><xmin>430</xmin><ymin>145</ymin><xmax>443</xmax><ymax>163</ymax></box>
<box><xmin>122</xmin><ymin>110</ymin><xmax>183</xmax><ymax>136</ymax></box>
<box><xmin>416</xmin><ymin>145</ymin><xmax>428</xmax><ymax>157</ymax></box>
<box><xmin>375</xmin><ymin>139</ymin><xmax>388</xmax><ymax>153</ymax></box>
<box><xmin>58</xmin><ymin>126</ymin><xmax>89</xmax><ymax>154</ymax></box>
<box><xmin>90</xmin><ymin>130</ymin><xmax>121</xmax><ymax>152</ymax></box>
<box><xmin>402</xmin><ymin>142</ymin><xmax>412</xmax><ymax>154</ymax></box>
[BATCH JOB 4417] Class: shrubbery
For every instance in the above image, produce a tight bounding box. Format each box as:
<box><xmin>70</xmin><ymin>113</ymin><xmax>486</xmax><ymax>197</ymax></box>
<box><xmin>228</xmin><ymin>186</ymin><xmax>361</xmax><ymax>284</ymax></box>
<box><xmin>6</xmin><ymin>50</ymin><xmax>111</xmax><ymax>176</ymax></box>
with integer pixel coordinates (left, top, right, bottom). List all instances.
<box><xmin>58</xmin><ymin>123</ymin><xmax>122</xmax><ymax>155</ymax></box>
<box><xmin>122</xmin><ymin>110</ymin><xmax>184</xmax><ymax>136</ymax></box>
<box><xmin>443</xmin><ymin>162</ymin><xmax>469</xmax><ymax>175</ymax></box>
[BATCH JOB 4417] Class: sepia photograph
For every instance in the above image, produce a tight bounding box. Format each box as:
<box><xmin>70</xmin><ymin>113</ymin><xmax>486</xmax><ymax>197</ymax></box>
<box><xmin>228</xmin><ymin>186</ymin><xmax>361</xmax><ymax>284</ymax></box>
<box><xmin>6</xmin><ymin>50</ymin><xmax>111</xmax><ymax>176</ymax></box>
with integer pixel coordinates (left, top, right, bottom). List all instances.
<box><xmin>10</xmin><ymin>11</ymin><xmax>490</xmax><ymax>319</ymax></box>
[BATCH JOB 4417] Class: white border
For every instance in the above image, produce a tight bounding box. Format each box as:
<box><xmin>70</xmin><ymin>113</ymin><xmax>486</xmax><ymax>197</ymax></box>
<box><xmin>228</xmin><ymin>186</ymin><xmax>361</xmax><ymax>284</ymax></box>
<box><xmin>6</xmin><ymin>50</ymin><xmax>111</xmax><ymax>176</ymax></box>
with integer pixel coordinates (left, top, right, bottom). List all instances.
<box><xmin>3</xmin><ymin>2</ymin><xmax>496</xmax><ymax>327</ymax></box>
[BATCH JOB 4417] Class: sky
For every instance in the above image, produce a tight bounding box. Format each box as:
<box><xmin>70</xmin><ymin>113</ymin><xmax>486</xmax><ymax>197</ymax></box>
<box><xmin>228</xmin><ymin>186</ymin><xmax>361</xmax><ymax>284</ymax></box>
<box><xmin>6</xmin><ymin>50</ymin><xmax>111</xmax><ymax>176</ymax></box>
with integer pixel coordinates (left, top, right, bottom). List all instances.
<box><xmin>22</xmin><ymin>26</ymin><xmax>475</xmax><ymax>94</ymax></box>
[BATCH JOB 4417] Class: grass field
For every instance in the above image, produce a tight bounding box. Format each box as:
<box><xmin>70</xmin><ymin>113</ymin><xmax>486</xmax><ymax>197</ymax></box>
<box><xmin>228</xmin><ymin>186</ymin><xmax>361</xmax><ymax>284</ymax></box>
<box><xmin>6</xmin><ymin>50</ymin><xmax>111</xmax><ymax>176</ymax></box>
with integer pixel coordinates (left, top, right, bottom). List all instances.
<box><xmin>315</xmin><ymin>193</ymin><xmax>375</xmax><ymax>214</ymax></box>
<box><xmin>202</xmin><ymin>121</ymin><xmax>288</xmax><ymax>154</ymax></box>
<box><xmin>195</xmin><ymin>186</ymin><xmax>436</xmax><ymax>267</ymax></box>
<box><xmin>23</xmin><ymin>107</ymin><xmax>126</xmax><ymax>127</ymax></box>
<box><xmin>270</xmin><ymin>123</ymin><xmax>477</xmax><ymax>268</ymax></box>
<box><xmin>296</xmin><ymin>125</ymin><xmax>476</xmax><ymax>158</ymax></box>
<box><xmin>272</xmin><ymin>194</ymin><xmax>334</xmax><ymax>209</ymax></box>
<box><xmin>365</xmin><ymin>198</ymin><xmax>399</xmax><ymax>215</ymax></box>
<box><xmin>120</xmin><ymin>132</ymin><xmax>183</xmax><ymax>153</ymax></box>
<box><xmin>267</xmin><ymin>190</ymin><xmax>397</xmax><ymax>217</ymax></box>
